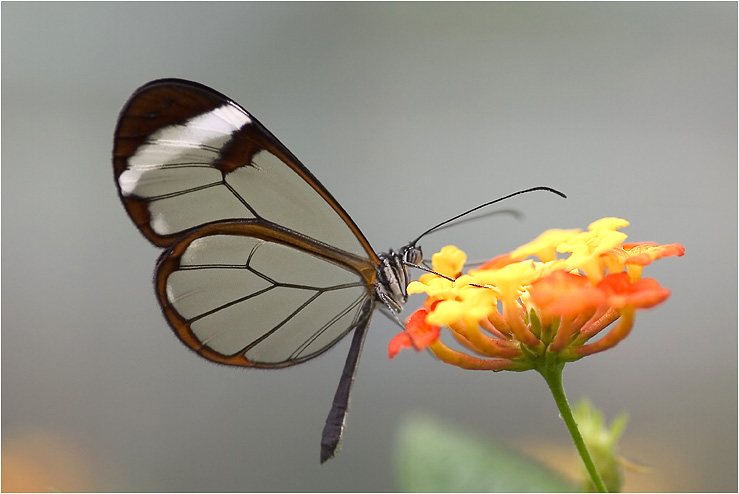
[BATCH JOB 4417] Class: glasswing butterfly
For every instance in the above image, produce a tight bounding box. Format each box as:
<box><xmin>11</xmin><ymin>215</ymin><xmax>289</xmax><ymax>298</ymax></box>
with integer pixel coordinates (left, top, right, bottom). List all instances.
<box><xmin>113</xmin><ymin>79</ymin><xmax>563</xmax><ymax>462</ymax></box>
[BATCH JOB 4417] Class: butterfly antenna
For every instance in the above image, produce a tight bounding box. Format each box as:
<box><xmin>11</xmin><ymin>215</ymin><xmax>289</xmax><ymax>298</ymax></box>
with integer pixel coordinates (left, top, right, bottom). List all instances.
<box><xmin>410</xmin><ymin>186</ymin><xmax>566</xmax><ymax>245</ymax></box>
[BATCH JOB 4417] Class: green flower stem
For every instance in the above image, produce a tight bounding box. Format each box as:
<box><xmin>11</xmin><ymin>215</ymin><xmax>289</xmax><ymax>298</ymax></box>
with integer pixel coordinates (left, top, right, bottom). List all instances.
<box><xmin>537</xmin><ymin>360</ymin><xmax>607</xmax><ymax>493</ymax></box>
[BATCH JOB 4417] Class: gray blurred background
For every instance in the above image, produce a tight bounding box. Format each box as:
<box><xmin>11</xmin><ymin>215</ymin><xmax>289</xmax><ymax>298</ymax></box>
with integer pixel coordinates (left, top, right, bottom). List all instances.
<box><xmin>2</xmin><ymin>2</ymin><xmax>736</xmax><ymax>492</ymax></box>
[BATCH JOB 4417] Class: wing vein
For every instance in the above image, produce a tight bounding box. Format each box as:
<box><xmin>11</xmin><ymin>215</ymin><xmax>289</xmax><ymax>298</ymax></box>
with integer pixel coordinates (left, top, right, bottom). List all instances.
<box><xmin>146</xmin><ymin>181</ymin><xmax>224</xmax><ymax>202</ymax></box>
<box><xmin>290</xmin><ymin>292</ymin><xmax>369</xmax><ymax>360</ymax></box>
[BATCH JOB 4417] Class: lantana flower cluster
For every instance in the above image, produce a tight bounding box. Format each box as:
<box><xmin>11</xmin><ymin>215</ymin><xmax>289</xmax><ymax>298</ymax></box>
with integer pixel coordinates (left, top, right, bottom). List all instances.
<box><xmin>389</xmin><ymin>217</ymin><xmax>684</xmax><ymax>371</ymax></box>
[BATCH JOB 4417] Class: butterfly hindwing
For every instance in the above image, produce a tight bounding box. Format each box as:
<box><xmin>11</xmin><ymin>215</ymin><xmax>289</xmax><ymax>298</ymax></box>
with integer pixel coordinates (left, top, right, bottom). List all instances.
<box><xmin>155</xmin><ymin>220</ymin><xmax>377</xmax><ymax>367</ymax></box>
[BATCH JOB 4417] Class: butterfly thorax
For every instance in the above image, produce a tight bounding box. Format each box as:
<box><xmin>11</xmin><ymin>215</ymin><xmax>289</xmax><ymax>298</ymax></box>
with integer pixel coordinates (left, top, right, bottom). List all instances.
<box><xmin>375</xmin><ymin>244</ymin><xmax>422</xmax><ymax>313</ymax></box>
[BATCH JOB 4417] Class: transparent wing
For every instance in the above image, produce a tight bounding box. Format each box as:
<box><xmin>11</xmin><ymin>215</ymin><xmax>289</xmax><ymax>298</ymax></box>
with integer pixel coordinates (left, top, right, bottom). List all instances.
<box><xmin>113</xmin><ymin>78</ymin><xmax>376</xmax><ymax>261</ymax></box>
<box><xmin>155</xmin><ymin>220</ymin><xmax>378</xmax><ymax>367</ymax></box>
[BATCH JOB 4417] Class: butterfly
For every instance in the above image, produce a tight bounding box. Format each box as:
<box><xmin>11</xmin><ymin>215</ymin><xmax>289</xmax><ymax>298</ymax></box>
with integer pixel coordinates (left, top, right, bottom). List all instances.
<box><xmin>113</xmin><ymin>78</ymin><xmax>564</xmax><ymax>462</ymax></box>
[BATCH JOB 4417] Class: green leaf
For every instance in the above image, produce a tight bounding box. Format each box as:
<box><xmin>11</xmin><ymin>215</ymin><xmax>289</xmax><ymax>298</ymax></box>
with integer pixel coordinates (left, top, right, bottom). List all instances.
<box><xmin>395</xmin><ymin>416</ymin><xmax>574</xmax><ymax>492</ymax></box>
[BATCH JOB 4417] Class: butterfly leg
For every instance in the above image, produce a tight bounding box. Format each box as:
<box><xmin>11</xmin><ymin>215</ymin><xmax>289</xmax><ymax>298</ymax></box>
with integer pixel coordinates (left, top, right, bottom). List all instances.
<box><xmin>320</xmin><ymin>311</ymin><xmax>372</xmax><ymax>463</ymax></box>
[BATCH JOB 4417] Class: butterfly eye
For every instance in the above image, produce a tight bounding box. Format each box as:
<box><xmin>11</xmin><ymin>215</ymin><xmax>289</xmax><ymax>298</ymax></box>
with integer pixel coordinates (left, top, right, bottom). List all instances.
<box><xmin>403</xmin><ymin>245</ymin><xmax>424</xmax><ymax>266</ymax></box>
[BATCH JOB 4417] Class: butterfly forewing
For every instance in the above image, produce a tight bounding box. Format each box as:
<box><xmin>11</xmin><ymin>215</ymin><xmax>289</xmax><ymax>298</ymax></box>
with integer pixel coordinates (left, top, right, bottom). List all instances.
<box><xmin>113</xmin><ymin>79</ymin><xmax>376</xmax><ymax>260</ymax></box>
